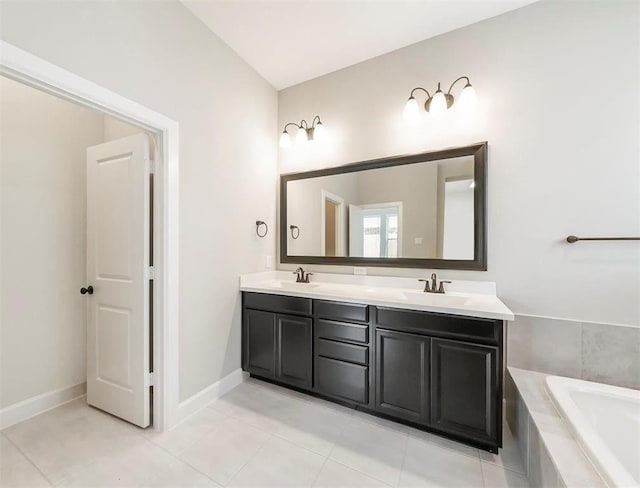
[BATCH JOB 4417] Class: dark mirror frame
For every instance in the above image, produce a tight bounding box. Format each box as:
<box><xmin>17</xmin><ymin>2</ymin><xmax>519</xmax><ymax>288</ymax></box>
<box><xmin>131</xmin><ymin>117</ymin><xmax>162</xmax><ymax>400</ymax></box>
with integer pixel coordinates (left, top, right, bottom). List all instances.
<box><xmin>280</xmin><ymin>142</ymin><xmax>487</xmax><ymax>271</ymax></box>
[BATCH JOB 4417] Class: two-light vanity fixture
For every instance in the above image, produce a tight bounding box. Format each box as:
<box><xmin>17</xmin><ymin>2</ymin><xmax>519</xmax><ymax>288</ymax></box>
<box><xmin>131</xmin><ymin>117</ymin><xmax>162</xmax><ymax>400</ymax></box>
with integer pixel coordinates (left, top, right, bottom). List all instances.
<box><xmin>279</xmin><ymin>115</ymin><xmax>326</xmax><ymax>148</ymax></box>
<box><xmin>403</xmin><ymin>76</ymin><xmax>477</xmax><ymax>120</ymax></box>
<box><xmin>279</xmin><ymin>78</ymin><xmax>476</xmax><ymax>146</ymax></box>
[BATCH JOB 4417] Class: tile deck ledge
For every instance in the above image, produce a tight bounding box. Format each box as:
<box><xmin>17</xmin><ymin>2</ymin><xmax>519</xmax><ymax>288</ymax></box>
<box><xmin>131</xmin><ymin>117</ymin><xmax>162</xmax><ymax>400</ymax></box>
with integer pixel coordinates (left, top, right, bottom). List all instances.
<box><xmin>506</xmin><ymin>367</ymin><xmax>606</xmax><ymax>488</ymax></box>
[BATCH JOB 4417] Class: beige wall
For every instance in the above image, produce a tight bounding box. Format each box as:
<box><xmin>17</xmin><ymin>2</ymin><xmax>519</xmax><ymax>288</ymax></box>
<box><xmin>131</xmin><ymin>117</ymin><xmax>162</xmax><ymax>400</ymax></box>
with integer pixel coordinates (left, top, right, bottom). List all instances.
<box><xmin>278</xmin><ymin>0</ymin><xmax>640</xmax><ymax>327</ymax></box>
<box><xmin>1</xmin><ymin>0</ymin><xmax>278</xmax><ymax>402</ymax></box>
<box><xmin>1</xmin><ymin>78</ymin><xmax>107</xmax><ymax>407</ymax></box>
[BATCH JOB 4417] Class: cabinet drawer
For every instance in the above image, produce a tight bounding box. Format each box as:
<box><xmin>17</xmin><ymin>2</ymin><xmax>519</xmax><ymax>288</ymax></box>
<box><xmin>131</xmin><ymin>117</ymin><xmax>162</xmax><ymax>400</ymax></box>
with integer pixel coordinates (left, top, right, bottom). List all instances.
<box><xmin>244</xmin><ymin>292</ymin><xmax>312</xmax><ymax>316</ymax></box>
<box><xmin>317</xmin><ymin>339</ymin><xmax>368</xmax><ymax>365</ymax></box>
<box><xmin>316</xmin><ymin>357</ymin><xmax>368</xmax><ymax>404</ymax></box>
<box><xmin>375</xmin><ymin>307</ymin><xmax>499</xmax><ymax>344</ymax></box>
<box><xmin>315</xmin><ymin>300</ymin><xmax>368</xmax><ymax>323</ymax></box>
<box><xmin>317</xmin><ymin>319</ymin><xmax>369</xmax><ymax>344</ymax></box>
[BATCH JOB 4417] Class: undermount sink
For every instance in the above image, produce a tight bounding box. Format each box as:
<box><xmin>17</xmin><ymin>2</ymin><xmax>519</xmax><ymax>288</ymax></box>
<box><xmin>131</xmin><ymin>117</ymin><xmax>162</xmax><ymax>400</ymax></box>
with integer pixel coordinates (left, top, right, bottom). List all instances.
<box><xmin>270</xmin><ymin>281</ymin><xmax>320</xmax><ymax>291</ymax></box>
<box><xmin>361</xmin><ymin>288</ymin><xmax>408</xmax><ymax>301</ymax></box>
<box><xmin>403</xmin><ymin>291</ymin><xmax>471</xmax><ymax>307</ymax></box>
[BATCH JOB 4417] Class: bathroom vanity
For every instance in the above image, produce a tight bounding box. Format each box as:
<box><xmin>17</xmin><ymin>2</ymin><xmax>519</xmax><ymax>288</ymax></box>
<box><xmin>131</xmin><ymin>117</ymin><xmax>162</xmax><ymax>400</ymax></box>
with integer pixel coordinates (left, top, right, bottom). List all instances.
<box><xmin>240</xmin><ymin>273</ymin><xmax>514</xmax><ymax>453</ymax></box>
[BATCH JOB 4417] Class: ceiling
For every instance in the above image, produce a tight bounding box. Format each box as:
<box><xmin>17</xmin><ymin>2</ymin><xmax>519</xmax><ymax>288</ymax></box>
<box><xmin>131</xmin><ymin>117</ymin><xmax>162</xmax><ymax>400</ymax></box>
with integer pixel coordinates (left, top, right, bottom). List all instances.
<box><xmin>182</xmin><ymin>0</ymin><xmax>537</xmax><ymax>90</ymax></box>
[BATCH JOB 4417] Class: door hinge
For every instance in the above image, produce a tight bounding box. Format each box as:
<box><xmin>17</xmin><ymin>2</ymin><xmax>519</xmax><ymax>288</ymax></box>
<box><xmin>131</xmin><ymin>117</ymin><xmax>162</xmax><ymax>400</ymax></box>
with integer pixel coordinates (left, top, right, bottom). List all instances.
<box><xmin>145</xmin><ymin>266</ymin><xmax>155</xmax><ymax>280</ymax></box>
<box><xmin>145</xmin><ymin>372</ymin><xmax>154</xmax><ymax>387</ymax></box>
<box><xmin>146</xmin><ymin>159</ymin><xmax>155</xmax><ymax>175</ymax></box>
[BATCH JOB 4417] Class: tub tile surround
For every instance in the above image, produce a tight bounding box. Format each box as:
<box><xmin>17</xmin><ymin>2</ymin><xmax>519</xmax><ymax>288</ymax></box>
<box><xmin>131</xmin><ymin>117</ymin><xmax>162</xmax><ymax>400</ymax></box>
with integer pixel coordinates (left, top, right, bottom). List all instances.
<box><xmin>506</xmin><ymin>367</ymin><xmax>606</xmax><ymax>488</ymax></box>
<box><xmin>507</xmin><ymin>315</ymin><xmax>640</xmax><ymax>389</ymax></box>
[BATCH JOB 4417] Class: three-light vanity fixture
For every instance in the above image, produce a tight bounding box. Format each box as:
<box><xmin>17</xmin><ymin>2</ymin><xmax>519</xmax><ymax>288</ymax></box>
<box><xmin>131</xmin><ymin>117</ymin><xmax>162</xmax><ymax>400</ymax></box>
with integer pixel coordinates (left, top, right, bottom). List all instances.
<box><xmin>279</xmin><ymin>115</ymin><xmax>326</xmax><ymax>148</ymax></box>
<box><xmin>403</xmin><ymin>76</ymin><xmax>477</xmax><ymax>120</ymax></box>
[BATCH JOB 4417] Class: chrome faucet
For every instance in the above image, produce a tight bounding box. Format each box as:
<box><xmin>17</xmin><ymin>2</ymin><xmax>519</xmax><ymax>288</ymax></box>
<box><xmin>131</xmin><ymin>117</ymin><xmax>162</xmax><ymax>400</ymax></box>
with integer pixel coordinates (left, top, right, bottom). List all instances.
<box><xmin>293</xmin><ymin>267</ymin><xmax>313</xmax><ymax>283</ymax></box>
<box><xmin>418</xmin><ymin>273</ymin><xmax>451</xmax><ymax>294</ymax></box>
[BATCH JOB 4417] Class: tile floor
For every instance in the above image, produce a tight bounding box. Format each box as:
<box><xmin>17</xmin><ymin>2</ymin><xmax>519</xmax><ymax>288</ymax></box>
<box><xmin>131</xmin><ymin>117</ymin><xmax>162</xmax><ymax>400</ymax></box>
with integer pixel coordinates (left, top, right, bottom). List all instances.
<box><xmin>1</xmin><ymin>379</ymin><xmax>530</xmax><ymax>487</ymax></box>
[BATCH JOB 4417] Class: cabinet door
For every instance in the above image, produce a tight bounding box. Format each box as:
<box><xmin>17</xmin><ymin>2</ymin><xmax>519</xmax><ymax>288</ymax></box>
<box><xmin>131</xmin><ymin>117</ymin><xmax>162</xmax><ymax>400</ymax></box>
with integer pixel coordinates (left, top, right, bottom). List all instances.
<box><xmin>375</xmin><ymin>329</ymin><xmax>429</xmax><ymax>423</ymax></box>
<box><xmin>243</xmin><ymin>309</ymin><xmax>276</xmax><ymax>378</ymax></box>
<box><xmin>430</xmin><ymin>338</ymin><xmax>498</xmax><ymax>444</ymax></box>
<box><xmin>276</xmin><ymin>314</ymin><xmax>312</xmax><ymax>389</ymax></box>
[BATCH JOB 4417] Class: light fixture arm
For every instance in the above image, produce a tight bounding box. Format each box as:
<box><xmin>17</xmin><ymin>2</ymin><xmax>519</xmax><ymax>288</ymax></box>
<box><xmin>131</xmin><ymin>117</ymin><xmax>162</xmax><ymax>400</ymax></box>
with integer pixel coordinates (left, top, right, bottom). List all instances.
<box><xmin>283</xmin><ymin>122</ymin><xmax>301</xmax><ymax>133</ymax></box>
<box><xmin>409</xmin><ymin>87</ymin><xmax>431</xmax><ymax>99</ymax></box>
<box><xmin>311</xmin><ymin>115</ymin><xmax>322</xmax><ymax>128</ymax></box>
<box><xmin>446</xmin><ymin>76</ymin><xmax>471</xmax><ymax>95</ymax></box>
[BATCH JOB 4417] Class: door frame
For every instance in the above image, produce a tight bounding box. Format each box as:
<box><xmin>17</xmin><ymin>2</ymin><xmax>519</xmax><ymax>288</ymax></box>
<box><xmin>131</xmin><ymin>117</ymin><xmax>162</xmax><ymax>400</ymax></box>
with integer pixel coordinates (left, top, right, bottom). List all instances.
<box><xmin>320</xmin><ymin>189</ymin><xmax>345</xmax><ymax>256</ymax></box>
<box><xmin>0</xmin><ymin>41</ymin><xmax>179</xmax><ymax>432</ymax></box>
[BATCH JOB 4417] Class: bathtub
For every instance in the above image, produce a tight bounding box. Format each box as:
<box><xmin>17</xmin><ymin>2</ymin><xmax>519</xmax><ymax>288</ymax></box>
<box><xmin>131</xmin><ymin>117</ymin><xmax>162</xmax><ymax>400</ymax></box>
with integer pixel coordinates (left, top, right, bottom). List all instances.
<box><xmin>546</xmin><ymin>376</ymin><xmax>640</xmax><ymax>488</ymax></box>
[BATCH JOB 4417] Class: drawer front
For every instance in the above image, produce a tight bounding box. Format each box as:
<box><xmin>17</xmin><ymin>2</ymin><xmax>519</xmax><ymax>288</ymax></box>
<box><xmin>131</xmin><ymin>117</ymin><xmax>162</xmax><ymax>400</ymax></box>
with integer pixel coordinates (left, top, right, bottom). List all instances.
<box><xmin>375</xmin><ymin>307</ymin><xmax>499</xmax><ymax>344</ymax></box>
<box><xmin>315</xmin><ymin>300</ymin><xmax>369</xmax><ymax>323</ymax></box>
<box><xmin>317</xmin><ymin>339</ymin><xmax>368</xmax><ymax>365</ymax></box>
<box><xmin>244</xmin><ymin>292</ymin><xmax>312</xmax><ymax>316</ymax></box>
<box><xmin>316</xmin><ymin>357</ymin><xmax>368</xmax><ymax>404</ymax></box>
<box><xmin>317</xmin><ymin>319</ymin><xmax>369</xmax><ymax>344</ymax></box>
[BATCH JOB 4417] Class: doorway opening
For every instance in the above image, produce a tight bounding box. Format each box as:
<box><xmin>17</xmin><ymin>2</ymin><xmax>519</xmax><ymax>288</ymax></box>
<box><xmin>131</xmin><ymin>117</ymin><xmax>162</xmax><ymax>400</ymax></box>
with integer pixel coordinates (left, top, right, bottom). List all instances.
<box><xmin>0</xmin><ymin>41</ymin><xmax>179</xmax><ymax>432</ymax></box>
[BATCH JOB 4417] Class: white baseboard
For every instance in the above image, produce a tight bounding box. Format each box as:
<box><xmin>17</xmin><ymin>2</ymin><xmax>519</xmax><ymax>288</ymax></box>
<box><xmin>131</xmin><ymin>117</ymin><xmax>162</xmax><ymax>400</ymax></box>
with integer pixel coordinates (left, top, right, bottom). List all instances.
<box><xmin>0</xmin><ymin>382</ymin><xmax>87</xmax><ymax>430</ymax></box>
<box><xmin>175</xmin><ymin>368</ymin><xmax>245</xmax><ymax>427</ymax></box>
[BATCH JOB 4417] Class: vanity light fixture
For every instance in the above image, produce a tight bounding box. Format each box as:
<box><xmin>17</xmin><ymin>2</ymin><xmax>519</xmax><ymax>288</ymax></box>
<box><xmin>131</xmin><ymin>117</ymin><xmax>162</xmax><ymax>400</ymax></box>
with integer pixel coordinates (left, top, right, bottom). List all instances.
<box><xmin>279</xmin><ymin>115</ymin><xmax>326</xmax><ymax>148</ymax></box>
<box><xmin>403</xmin><ymin>76</ymin><xmax>477</xmax><ymax>120</ymax></box>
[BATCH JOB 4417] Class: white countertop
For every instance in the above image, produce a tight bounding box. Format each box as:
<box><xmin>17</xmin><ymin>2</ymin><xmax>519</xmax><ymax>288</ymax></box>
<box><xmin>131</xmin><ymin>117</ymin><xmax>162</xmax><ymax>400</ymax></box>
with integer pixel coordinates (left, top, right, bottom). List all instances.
<box><xmin>239</xmin><ymin>271</ymin><xmax>514</xmax><ymax>321</ymax></box>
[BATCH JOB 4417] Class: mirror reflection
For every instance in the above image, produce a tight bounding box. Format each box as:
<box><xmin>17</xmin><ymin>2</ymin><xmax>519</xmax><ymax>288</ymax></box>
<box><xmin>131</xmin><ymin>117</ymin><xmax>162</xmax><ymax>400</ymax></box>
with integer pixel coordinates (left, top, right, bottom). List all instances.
<box><xmin>286</xmin><ymin>155</ymin><xmax>475</xmax><ymax>260</ymax></box>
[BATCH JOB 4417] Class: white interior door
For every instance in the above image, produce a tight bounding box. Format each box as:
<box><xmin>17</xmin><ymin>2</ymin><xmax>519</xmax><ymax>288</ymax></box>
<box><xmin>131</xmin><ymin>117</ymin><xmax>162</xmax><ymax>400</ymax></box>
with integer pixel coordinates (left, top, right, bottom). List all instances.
<box><xmin>85</xmin><ymin>133</ymin><xmax>151</xmax><ymax>428</ymax></box>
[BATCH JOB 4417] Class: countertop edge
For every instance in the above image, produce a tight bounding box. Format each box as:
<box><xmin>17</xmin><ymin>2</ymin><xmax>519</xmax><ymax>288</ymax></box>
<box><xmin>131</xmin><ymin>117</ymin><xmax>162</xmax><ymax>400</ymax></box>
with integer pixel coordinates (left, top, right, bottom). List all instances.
<box><xmin>239</xmin><ymin>285</ymin><xmax>515</xmax><ymax>321</ymax></box>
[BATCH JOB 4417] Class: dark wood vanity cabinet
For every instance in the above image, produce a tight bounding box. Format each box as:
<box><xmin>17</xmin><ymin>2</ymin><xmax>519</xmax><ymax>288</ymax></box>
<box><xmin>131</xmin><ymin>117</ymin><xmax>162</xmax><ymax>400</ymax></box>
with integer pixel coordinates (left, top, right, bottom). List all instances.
<box><xmin>242</xmin><ymin>294</ymin><xmax>312</xmax><ymax>389</ymax></box>
<box><xmin>375</xmin><ymin>329</ymin><xmax>429</xmax><ymax>423</ymax></box>
<box><xmin>314</xmin><ymin>300</ymin><xmax>372</xmax><ymax>406</ymax></box>
<box><xmin>430</xmin><ymin>338</ymin><xmax>498</xmax><ymax>444</ymax></box>
<box><xmin>374</xmin><ymin>306</ymin><xmax>502</xmax><ymax>450</ymax></box>
<box><xmin>242</xmin><ymin>292</ymin><xmax>503</xmax><ymax>452</ymax></box>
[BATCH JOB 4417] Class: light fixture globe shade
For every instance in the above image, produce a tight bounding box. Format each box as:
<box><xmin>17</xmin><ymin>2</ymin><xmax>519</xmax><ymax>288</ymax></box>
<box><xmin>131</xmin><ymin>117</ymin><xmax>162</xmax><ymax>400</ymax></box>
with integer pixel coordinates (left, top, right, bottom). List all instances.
<box><xmin>403</xmin><ymin>96</ymin><xmax>420</xmax><ymax>120</ymax></box>
<box><xmin>458</xmin><ymin>84</ymin><xmax>477</xmax><ymax>111</ymax></box>
<box><xmin>313</xmin><ymin>122</ymin><xmax>326</xmax><ymax>141</ymax></box>
<box><xmin>295</xmin><ymin>127</ymin><xmax>307</xmax><ymax>145</ymax></box>
<box><xmin>279</xmin><ymin>131</ymin><xmax>291</xmax><ymax>148</ymax></box>
<box><xmin>430</xmin><ymin>90</ymin><xmax>448</xmax><ymax>115</ymax></box>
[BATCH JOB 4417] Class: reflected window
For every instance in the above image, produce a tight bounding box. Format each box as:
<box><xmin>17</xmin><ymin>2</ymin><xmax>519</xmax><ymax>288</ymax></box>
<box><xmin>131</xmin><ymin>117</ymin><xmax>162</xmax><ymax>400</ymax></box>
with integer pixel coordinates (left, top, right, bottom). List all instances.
<box><xmin>358</xmin><ymin>207</ymin><xmax>399</xmax><ymax>258</ymax></box>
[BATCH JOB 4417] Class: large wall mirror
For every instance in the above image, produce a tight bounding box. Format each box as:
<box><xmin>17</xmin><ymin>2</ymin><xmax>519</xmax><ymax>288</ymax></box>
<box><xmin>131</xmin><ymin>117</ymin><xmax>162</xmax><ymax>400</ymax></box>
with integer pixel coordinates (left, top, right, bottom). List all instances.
<box><xmin>280</xmin><ymin>142</ymin><xmax>487</xmax><ymax>270</ymax></box>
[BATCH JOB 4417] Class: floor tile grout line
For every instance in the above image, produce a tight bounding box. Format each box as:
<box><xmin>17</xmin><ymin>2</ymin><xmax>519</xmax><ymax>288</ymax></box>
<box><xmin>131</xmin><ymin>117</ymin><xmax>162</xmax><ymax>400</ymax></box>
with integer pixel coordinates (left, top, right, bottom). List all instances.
<box><xmin>479</xmin><ymin>454</ymin><xmax>488</xmax><ymax>488</ymax></box>
<box><xmin>2</xmin><ymin>430</ymin><xmax>56</xmax><ymax>487</ymax></box>
<box><xmin>395</xmin><ymin>429</ymin><xmax>411</xmax><ymax>488</ymax></box>
<box><xmin>221</xmin><ymin>433</ymin><xmax>275</xmax><ymax>487</ymax></box>
<box><xmin>309</xmin><ymin>455</ymin><xmax>330</xmax><ymax>487</ymax></box>
<box><xmin>50</xmin><ymin>428</ymin><xmax>151</xmax><ymax>486</ymax></box>
<box><xmin>325</xmin><ymin>457</ymin><xmax>395</xmax><ymax>488</ymax></box>
<box><xmin>479</xmin><ymin>457</ymin><xmax>526</xmax><ymax>476</ymax></box>
<box><xmin>145</xmin><ymin>434</ymin><xmax>227</xmax><ymax>488</ymax></box>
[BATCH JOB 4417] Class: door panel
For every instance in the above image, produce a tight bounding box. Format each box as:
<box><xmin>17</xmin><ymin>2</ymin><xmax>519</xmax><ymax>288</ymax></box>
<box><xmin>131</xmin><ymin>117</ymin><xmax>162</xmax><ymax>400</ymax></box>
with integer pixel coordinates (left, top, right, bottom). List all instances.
<box><xmin>86</xmin><ymin>133</ymin><xmax>151</xmax><ymax>428</ymax></box>
<box><xmin>244</xmin><ymin>309</ymin><xmax>277</xmax><ymax>378</ymax></box>
<box><xmin>375</xmin><ymin>329</ymin><xmax>429</xmax><ymax>423</ymax></box>
<box><xmin>430</xmin><ymin>338</ymin><xmax>497</xmax><ymax>443</ymax></box>
<box><xmin>276</xmin><ymin>314</ymin><xmax>312</xmax><ymax>388</ymax></box>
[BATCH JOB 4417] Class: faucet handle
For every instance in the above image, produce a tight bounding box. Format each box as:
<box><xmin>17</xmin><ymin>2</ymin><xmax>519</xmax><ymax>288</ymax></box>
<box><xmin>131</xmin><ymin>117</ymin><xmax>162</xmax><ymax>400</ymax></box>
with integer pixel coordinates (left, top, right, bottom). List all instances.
<box><xmin>438</xmin><ymin>281</ymin><xmax>452</xmax><ymax>293</ymax></box>
<box><xmin>418</xmin><ymin>279</ymin><xmax>431</xmax><ymax>292</ymax></box>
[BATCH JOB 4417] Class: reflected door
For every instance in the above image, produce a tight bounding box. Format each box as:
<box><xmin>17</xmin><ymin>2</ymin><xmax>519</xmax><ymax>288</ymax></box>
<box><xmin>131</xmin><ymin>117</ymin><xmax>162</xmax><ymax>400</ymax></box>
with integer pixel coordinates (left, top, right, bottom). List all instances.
<box><xmin>86</xmin><ymin>133</ymin><xmax>152</xmax><ymax>427</ymax></box>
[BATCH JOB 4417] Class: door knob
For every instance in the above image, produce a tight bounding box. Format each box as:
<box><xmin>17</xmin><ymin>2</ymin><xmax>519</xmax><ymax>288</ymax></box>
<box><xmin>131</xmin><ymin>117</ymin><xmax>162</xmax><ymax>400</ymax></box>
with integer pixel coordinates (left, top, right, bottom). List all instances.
<box><xmin>80</xmin><ymin>286</ymin><xmax>94</xmax><ymax>295</ymax></box>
